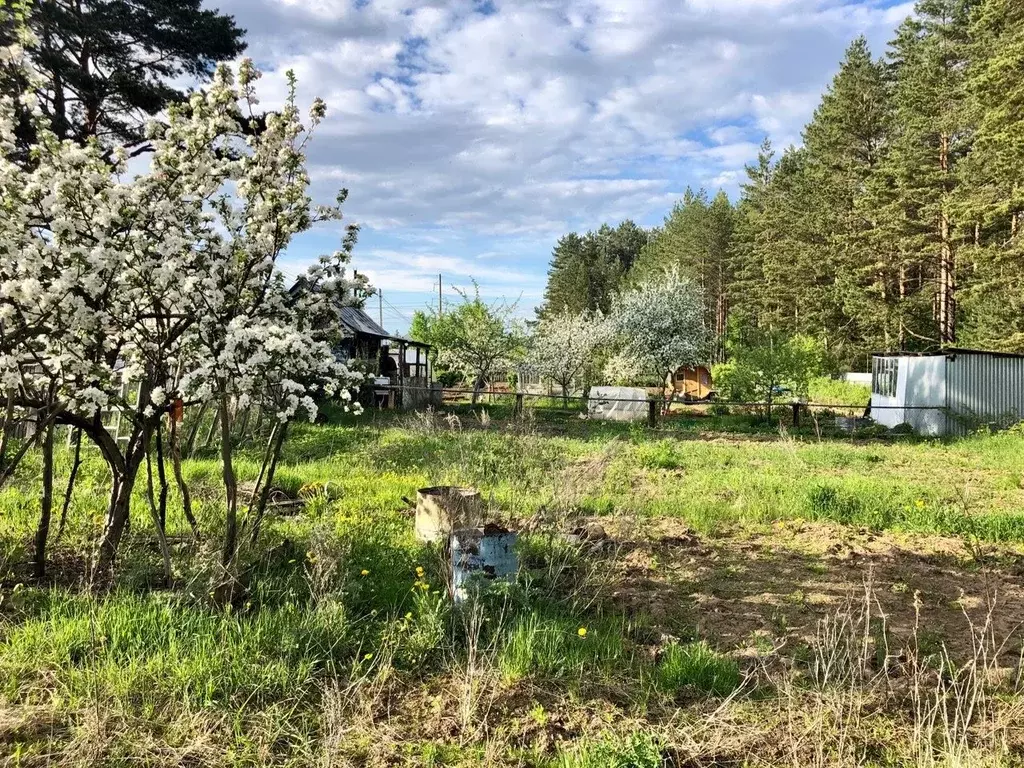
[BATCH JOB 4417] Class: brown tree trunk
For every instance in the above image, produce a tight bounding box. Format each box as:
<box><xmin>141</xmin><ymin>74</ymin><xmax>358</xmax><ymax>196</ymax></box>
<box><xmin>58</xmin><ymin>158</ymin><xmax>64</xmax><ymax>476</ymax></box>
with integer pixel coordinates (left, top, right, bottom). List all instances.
<box><xmin>93</xmin><ymin>437</ymin><xmax>145</xmax><ymax>581</ymax></box>
<box><xmin>220</xmin><ymin>395</ymin><xmax>238</xmax><ymax>568</ymax></box>
<box><xmin>33</xmin><ymin>420</ymin><xmax>55</xmax><ymax>579</ymax></box>
<box><xmin>183</xmin><ymin>401</ymin><xmax>208</xmax><ymax>457</ymax></box>
<box><xmin>0</xmin><ymin>389</ymin><xmax>14</xmax><ymax>472</ymax></box>
<box><xmin>715</xmin><ymin>289</ymin><xmax>728</xmax><ymax>364</ymax></box>
<box><xmin>55</xmin><ymin>427</ymin><xmax>83</xmax><ymax>541</ymax></box>
<box><xmin>145</xmin><ymin>429</ymin><xmax>172</xmax><ymax>586</ymax></box>
<box><xmin>154</xmin><ymin>421</ymin><xmax>169</xmax><ymax>532</ymax></box>
<box><xmin>202</xmin><ymin>408</ymin><xmax>220</xmax><ymax>450</ymax></box>
<box><xmin>248</xmin><ymin>420</ymin><xmax>289</xmax><ymax>546</ymax></box>
<box><xmin>898</xmin><ymin>264</ymin><xmax>907</xmax><ymax>351</ymax></box>
<box><xmin>168</xmin><ymin>415</ymin><xmax>199</xmax><ymax>539</ymax></box>
<box><xmin>938</xmin><ymin>133</ymin><xmax>956</xmax><ymax>346</ymax></box>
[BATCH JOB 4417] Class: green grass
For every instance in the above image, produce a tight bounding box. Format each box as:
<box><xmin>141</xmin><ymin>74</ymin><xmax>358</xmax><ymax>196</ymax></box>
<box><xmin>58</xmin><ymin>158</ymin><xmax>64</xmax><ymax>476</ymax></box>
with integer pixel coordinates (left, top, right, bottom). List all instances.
<box><xmin>554</xmin><ymin>732</ymin><xmax>665</xmax><ymax>768</ymax></box>
<box><xmin>3</xmin><ymin>403</ymin><xmax>1024</xmax><ymax>764</ymax></box>
<box><xmin>497</xmin><ymin>611</ymin><xmax>630</xmax><ymax>684</ymax></box>
<box><xmin>0</xmin><ymin>588</ymin><xmax>350</xmax><ymax>709</ymax></box>
<box><xmin>655</xmin><ymin>641</ymin><xmax>742</xmax><ymax>697</ymax></box>
<box><xmin>807</xmin><ymin>376</ymin><xmax>872</xmax><ymax>407</ymax></box>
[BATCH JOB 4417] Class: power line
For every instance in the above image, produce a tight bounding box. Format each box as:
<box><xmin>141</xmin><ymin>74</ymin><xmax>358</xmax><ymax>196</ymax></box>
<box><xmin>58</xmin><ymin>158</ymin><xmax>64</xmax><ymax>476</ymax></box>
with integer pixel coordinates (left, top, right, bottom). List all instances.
<box><xmin>381</xmin><ymin>296</ymin><xmax>412</xmax><ymax>324</ymax></box>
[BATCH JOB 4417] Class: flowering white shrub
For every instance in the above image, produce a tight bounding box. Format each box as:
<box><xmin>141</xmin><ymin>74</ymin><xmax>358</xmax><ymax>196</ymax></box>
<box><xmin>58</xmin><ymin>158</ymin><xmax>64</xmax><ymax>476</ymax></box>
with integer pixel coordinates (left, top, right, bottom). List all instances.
<box><xmin>610</xmin><ymin>269</ymin><xmax>707</xmax><ymax>383</ymax></box>
<box><xmin>0</xmin><ymin>41</ymin><xmax>363</xmax><ymax>575</ymax></box>
<box><xmin>525</xmin><ymin>309</ymin><xmax>613</xmax><ymax>403</ymax></box>
<box><xmin>602</xmin><ymin>352</ymin><xmax>645</xmax><ymax>387</ymax></box>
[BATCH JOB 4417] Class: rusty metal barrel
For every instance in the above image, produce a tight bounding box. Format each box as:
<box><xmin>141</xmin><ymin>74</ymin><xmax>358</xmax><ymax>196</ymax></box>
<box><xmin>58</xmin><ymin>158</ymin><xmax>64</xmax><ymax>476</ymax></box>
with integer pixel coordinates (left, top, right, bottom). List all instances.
<box><xmin>414</xmin><ymin>486</ymin><xmax>482</xmax><ymax>543</ymax></box>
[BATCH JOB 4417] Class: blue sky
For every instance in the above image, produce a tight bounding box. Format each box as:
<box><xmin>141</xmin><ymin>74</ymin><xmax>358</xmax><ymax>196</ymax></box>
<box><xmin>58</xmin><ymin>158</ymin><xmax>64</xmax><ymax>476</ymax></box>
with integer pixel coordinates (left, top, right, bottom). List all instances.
<box><xmin>214</xmin><ymin>0</ymin><xmax>916</xmax><ymax>334</ymax></box>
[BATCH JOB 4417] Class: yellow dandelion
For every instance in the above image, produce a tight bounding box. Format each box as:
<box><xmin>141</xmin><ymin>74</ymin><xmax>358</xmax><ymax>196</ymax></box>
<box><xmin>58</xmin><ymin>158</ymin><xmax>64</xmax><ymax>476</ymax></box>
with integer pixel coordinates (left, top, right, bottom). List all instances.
<box><xmin>360</xmin><ymin>569</ymin><xmax>370</xmax><ymax>576</ymax></box>
<box><xmin>415</xmin><ymin>566</ymin><xmax>424</xmax><ymax>577</ymax></box>
<box><xmin>363</xmin><ymin>653</ymin><xmax>373</xmax><ymax>661</ymax></box>
<box><xmin>577</xmin><ymin>627</ymin><xmax>588</xmax><ymax>638</ymax></box>
<box><xmin>420</xmin><ymin>582</ymin><xmax>430</xmax><ymax>591</ymax></box>
<box><xmin>915</xmin><ymin>499</ymin><xmax>925</xmax><ymax>509</ymax></box>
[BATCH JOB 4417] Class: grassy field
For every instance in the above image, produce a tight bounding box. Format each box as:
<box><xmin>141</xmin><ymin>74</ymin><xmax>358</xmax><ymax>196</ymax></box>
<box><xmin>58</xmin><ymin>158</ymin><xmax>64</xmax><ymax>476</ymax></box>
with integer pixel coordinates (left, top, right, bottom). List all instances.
<box><xmin>2</xmin><ymin>400</ymin><xmax>1024</xmax><ymax>766</ymax></box>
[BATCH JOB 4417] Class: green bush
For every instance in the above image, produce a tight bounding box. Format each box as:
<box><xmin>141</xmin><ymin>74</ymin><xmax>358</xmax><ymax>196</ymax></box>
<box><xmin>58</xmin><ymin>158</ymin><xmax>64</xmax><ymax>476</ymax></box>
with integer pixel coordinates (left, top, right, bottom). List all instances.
<box><xmin>807</xmin><ymin>376</ymin><xmax>870</xmax><ymax>407</ymax></box>
<box><xmin>713</xmin><ymin>331</ymin><xmax>826</xmax><ymax>409</ymax></box>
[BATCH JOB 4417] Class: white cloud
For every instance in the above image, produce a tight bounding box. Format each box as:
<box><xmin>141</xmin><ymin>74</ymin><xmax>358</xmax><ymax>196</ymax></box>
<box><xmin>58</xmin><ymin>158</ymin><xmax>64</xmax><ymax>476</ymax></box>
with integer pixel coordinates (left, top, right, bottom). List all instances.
<box><xmin>213</xmin><ymin>0</ymin><xmax>915</xmax><ymax>317</ymax></box>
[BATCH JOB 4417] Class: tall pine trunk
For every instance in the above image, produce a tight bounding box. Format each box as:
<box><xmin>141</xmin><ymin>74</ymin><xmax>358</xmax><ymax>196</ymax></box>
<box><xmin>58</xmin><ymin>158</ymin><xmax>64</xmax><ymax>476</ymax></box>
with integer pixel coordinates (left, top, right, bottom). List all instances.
<box><xmin>715</xmin><ymin>288</ymin><xmax>728</xmax><ymax>364</ymax></box>
<box><xmin>938</xmin><ymin>133</ymin><xmax>956</xmax><ymax>346</ymax></box>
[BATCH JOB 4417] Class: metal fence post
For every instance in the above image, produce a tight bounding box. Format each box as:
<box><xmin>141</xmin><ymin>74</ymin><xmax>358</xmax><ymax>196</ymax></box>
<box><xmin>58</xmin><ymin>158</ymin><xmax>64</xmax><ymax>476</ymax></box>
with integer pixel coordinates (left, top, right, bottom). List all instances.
<box><xmin>648</xmin><ymin>398</ymin><xmax>658</xmax><ymax>428</ymax></box>
<box><xmin>513</xmin><ymin>392</ymin><xmax>524</xmax><ymax>417</ymax></box>
<box><xmin>792</xmin><ymin>401</ymin><xmax>801</xmax><ymax>428</ymax></box>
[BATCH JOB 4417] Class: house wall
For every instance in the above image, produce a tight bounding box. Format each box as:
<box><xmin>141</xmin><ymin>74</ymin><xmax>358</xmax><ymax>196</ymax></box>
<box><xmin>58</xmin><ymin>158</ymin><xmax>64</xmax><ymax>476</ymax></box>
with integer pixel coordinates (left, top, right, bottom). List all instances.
<box><xmin>946</xmin><ymin>353</ymin><xmax>1024</xmax><ymax>435</ymax></box>
<box><xmin>871</xmin><ymin>357</ymin><xmax>903</xmax><ymax>429</ymax></box>
<box><xmin>902</xmin><ymin>356</ymin><xmax>947</xmax><ymax>436</ymax></box>
<box><xmin>871</xmin><ymin>355</ymin><xmax>946</xmax><ymax>435</ymax></box>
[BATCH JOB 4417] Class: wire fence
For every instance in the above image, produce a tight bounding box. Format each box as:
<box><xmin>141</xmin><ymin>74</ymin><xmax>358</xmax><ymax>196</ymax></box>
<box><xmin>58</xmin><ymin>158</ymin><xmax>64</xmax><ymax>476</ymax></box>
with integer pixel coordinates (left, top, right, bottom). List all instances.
<box><xmin>375</xmin><ymin>384</ymin><xmax>941</xmax><ymax>412</ymax></box>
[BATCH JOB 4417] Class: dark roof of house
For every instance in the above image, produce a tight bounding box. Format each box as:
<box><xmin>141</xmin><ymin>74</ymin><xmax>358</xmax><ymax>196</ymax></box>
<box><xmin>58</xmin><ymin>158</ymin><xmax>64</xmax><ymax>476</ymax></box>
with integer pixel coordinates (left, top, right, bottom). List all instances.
<box><xmin>339</xmin><ymin>306</ymin><xmax>390</xmax><ymax>337</ymax></box>
<box><xmin>289</xmin><ymin>278</ymin><xmax>429</xmax><ymax>347</ymax></box>
<box><xmin>872</xmin><ymin>347</ymin><xmax>1024</xmax><ymax>360</ymax></box>
<box><xmin>338</xmin><ymin>305</ymin><xmax>429</xmax><ymax>347</ymax></box>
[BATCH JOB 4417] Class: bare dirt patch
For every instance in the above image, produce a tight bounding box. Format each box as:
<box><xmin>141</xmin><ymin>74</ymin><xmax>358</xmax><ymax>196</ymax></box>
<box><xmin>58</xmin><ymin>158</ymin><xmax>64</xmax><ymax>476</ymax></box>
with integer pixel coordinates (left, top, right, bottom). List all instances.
<box><xmin>598</xmin><ymin>518</ymin><xmax>1024</xmax><ymax>661</ymax></box>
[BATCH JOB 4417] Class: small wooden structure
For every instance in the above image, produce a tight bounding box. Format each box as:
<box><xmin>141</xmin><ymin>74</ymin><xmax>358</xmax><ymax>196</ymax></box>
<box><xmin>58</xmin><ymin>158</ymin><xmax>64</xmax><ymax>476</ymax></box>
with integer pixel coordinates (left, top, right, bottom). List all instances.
<box><xmin>287</xmin><ymin>281</ymin><xmax>435</xmax><ymax>409</ymax></box>
<box><xmin>668</xmin><ymin>365</ymin><xmax>714</xmax><ymax>402</ymax></box>
<box><xmin>335</xmin><ymin>306</ymin><xmax>434</xmax><ymax>409</ymax></box>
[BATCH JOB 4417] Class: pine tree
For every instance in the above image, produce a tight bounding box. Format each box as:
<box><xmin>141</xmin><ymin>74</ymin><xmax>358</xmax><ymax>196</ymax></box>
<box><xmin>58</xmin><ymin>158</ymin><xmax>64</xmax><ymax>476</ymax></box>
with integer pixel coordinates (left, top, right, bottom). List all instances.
<box><xmin>754</xmin><ymin>146</ymin><xmax>830</xmax><ymax>339</ymax></box>
<box><xmin>880</xmin><ymin>1</ymin><xmax>977</xmax><ymax>346</ymax></box>
<box><xmin>631</xmin><ymin>189</ymin><xmax>735</xmax><ymax>360</ymax></box>
<box><xmin>729</xmin><ymin>140</ymin><xmax>775</xmax><ymax>334</ymax></box>
<box><xmin>10</xmin><ymin>0</ymin><xmax>246</xmax><ymax>147</ymax></box>
<box><xmin>706</xmin><ymin>191</ymin><xmax>736</xmax><ymax>361</ymax></box>
<box><xmin>956</xmin><ymin>0</ymin><xmax>1024</xmax><ymax>350</ymax></box>
<box><xmin>801</xmin><ymin>37</ymin><xmax>894</xmax><ymax>362</ymax></box>
<box><xmin>539</xmin><ymin>230</ymin><xmax>619</xmax><ymax>317</ymax></box>
<box><xmin>601</xmin><ymin>219</ymin><xmax>649</xmax><ymax>274</ymax></box>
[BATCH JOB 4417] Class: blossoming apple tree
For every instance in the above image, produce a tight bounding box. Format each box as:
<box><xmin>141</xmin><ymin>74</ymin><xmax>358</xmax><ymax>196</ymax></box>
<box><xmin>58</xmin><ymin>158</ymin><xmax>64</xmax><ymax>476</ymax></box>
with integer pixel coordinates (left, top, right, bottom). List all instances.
<box><xmin>609</xmin><ymin>269</ymin><xmax>707</xmax><ymax>394</ymax></box>
<box><xmin>0</xmin><ymin>38</ymin><xmax>363</xmax><ymax>581</ymax></box>
<box><xmin>525</xmin><ymin>308</ymin><xmax>613</xmax><ymax>405</ymax></box>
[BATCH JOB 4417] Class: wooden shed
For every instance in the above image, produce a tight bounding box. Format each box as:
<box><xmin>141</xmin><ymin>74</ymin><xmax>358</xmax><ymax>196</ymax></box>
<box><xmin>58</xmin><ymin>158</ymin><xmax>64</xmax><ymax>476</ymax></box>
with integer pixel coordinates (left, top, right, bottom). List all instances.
<box><xmin>668</xmin><ymin>365</ymin><xmax>714</xmax><ymax>402</ymax></box>
<box><xmin>287</xmin><ymin>279</ymin><xmax>435</xmax><ymax>409</ymax></box>
<box><xmin>336</xmin><ymin>306</ymin><xmax>434</xmax><ymax>409</ymax></box>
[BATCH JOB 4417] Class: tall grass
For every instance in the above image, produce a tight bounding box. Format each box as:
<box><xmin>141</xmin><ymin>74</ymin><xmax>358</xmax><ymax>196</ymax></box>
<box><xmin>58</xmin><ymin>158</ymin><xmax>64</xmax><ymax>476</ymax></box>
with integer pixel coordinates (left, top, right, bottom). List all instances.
<box><xmin>497</xmin><ymin>612</ymin><xmax>628</xmax><ymax>684</ymax></box>
<box><xmin>655</xmin><ymin>641</ymin><xmax>742</xmax><ymax>697</ymax></box>
<box><xmin>2</xmin><ymin>408</ymin><xmax>1024</xmax><ymax>764</ymax></box>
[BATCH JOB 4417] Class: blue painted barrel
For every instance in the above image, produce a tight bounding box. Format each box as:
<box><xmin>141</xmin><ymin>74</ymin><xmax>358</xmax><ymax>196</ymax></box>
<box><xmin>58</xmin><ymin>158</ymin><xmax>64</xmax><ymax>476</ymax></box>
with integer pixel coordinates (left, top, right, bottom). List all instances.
<box><xmin>451</xmin><ymin>525</ymin><xmax>518</xmax><ymax>602</ymax></box>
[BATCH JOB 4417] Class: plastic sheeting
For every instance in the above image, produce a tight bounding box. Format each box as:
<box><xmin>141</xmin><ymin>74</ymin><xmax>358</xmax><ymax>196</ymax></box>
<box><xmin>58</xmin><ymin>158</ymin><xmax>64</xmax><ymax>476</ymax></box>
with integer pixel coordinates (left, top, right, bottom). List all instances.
<box><xmin>588</xmin><ymin>386</ymin><xmax>649</xmax><ymax>422</ymax></box>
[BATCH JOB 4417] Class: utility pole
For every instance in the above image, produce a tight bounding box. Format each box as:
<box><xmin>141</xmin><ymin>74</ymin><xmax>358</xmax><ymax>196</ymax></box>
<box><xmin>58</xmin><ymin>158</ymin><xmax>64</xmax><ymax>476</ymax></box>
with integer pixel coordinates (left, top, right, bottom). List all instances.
<box><xmin>379</xmin><ymin>291</ymin><xmax>384</xmax><ymax>328</ymax></box>
<box><xmin>438</xmin><ymin>273</ymin><xmax>443</xmax><ymax>317</ymax></box>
